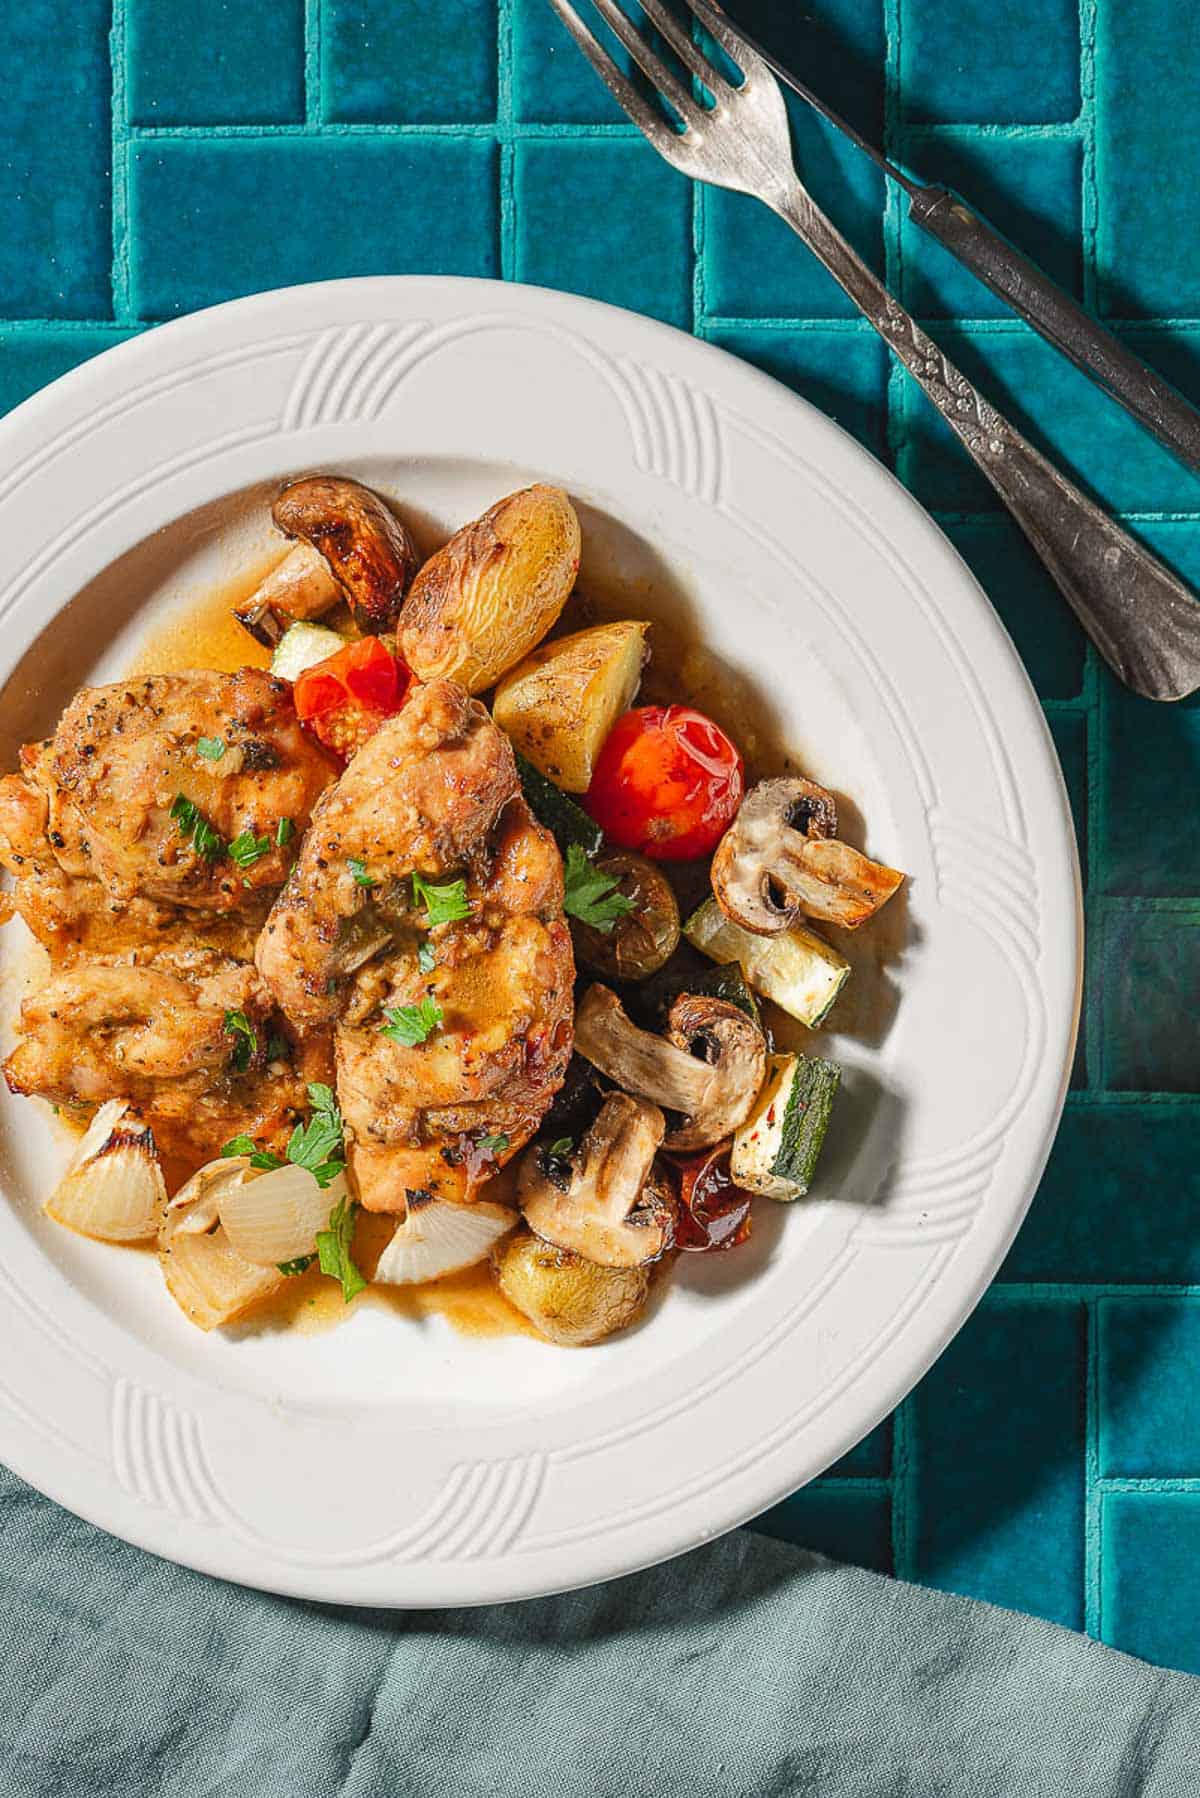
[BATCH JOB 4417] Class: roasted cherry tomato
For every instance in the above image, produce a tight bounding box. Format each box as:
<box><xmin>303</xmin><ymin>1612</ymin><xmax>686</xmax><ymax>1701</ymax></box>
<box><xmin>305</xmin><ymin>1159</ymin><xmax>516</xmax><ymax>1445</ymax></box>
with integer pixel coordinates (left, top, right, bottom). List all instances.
<box><xmin>585</xmin><ymin>705</ymin><xmax>744</xmax><ymax>861</ymax></box>
<box><xmin>293</xmin><ymin>636</ymin><xmax>410</xmax><ymax>761</ymax></box>
<box><xmin>667</xmin><ymin>1140</ymin><xmax>753</xmax><ymax>1252</ymax></box>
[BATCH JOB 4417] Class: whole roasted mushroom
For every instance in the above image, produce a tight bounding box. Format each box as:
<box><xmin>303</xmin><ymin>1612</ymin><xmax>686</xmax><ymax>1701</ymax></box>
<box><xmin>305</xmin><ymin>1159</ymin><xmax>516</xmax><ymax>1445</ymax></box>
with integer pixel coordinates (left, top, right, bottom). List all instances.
<box><xmin>518</xmin><ymin>1090</ymin><xmax>674</xmax><ymax>1267</ymax></box>
<box><xmin>238</xmin><ymin>475</ymin><xmax>418</xmax><ymax>644</ymax></box>
<box><xmin>573</xmin><ymin>984</ymin><xmax>767</xmax><ymax>1152</ymax></box>
<box><xmin>711</xmin><ymin>776</ymin><xmax>904</xmax><ymax>934</ymax></box>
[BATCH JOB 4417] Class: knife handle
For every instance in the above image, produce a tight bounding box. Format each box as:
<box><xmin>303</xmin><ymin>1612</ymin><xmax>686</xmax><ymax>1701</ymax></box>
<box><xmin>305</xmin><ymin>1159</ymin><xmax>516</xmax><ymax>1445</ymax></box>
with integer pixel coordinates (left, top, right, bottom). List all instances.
<box><xmin>909</xmin><ymin>184</ymin><xmax>1200</xmax><ymax>478</ymax></box>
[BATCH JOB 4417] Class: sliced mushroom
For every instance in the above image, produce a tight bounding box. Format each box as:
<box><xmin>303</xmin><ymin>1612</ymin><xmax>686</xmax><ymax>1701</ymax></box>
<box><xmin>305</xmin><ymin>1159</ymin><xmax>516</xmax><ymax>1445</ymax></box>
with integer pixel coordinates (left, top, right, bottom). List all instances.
<box><xmin>518</xmin><ymin>1091</ymin><xmax>674</xmax><ymax>1267</ymax></box>
<box><xmin>573</xmin><ymin>984</ymin><xmax>767</xmax><ymax>1153</ymax></box>
<box><xmin>237</xmin><ymin>476</ymin><xmax>419</xmax><ymax>644</ymax></box>
<box><xmin>711</xmin><ymin>776</ymin><xmax>904</xmax><ymax>934</ymax></box>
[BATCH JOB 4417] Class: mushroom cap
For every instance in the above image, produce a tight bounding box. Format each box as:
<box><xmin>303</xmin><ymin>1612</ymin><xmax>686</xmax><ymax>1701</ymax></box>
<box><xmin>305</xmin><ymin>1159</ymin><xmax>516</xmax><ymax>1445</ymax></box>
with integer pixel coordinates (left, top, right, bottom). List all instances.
<box><xmin>518</xmin><ymin>1091</ymin><xmax>674</xmax><ymax>1268</ymax></box>
<box><xmin>573</xmin><ymin>984</ymin><xmax>767</xmax><ymax>1154</ymax></box>
<box><xmin>711</xmin><ymin>775</ymin><xmax>838</xmax><ymax>935</ymax></box>
<box><xmin>272</xmin><ymin>476</ymin><xmax>418</xmax><ymax>632</ymax></box>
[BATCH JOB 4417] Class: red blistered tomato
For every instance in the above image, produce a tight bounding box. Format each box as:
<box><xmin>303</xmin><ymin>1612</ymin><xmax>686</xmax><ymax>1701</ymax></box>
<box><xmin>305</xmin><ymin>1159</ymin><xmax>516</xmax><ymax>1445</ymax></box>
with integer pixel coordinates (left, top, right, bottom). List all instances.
<box><xmin>293</xmin><ymin>636</ymin><xmax>410</xmax><ymax>762</ymax></box>
<box><xmin>667</xmin><ymin>1141</ymin><xmax>753</xmax><ymax>1252</ymax></box>
<box><xmin>585</xmin><ymin>705</ymin><xmax>744</xmax><ymax>861</ymax></box>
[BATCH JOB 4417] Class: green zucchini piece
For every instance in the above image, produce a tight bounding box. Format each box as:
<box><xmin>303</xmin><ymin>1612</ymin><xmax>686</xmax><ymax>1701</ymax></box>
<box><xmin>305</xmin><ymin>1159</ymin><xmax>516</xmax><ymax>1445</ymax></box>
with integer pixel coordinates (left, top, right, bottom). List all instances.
<box><xmin>731</xmin><ymin>1052</ymin><xmax>841</xmax><ymax>1200</ymax></box>
<box><xmin>515</xmin><ymin>751</ymin><xmax>603</xmax><ymax>858</ymax></box>
<box><xmin>683</xmin><ymin>897</ymin><xmax>850</xmax><ymax>1028</ymax></box>
<box><xmin>271</xmin><ymin>621</ymin><xmax>348</xmax><ymax>684</ymax></box>
<box><xmin>640</xmin><ymin>959</ymin><xmax>762</xmax><ymax>1030</ymax></box>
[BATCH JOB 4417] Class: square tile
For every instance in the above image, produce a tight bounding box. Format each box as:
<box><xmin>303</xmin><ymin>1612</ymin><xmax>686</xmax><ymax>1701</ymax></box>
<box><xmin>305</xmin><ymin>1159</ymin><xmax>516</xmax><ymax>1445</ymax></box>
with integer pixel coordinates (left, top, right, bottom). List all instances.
<box><xmin>909</xmin><ymin>1297</ymin><xmax>1086</xmax><ymax>1627</ymax></box>
<box><xmin>1096</xmin><ymin>10</ymin><xmax>1200</xmax><ymax>316</ymax></box>
<box><xmin>899</xmin><ymin>0</ymin><xmax>1080</xmax><ymax>124</ymax></box>
<box><xmin>751</xmin><ymin>1484</ymin><xmax>892</xmax><ymax>1572</ymax></box>
<box><xmin>1000</xmin><ymin>1099</ymin><xmax>1200</xmax><ymax>1284</ymax></box>
<box><xmin>1099</xmin><ymin>1298</ymin><xmax>1200</xmax><ymax>1477</ymax></box>
<box><xmin>324</xmin><ymin>0</ymin><xmax>497</xmax><ymax>124</ymax></box>
<box><xmin>827</xmin><ymin>1419</ymin><xmax>892</xmax><ymax>1479</ymax></box>
<box><xmin>128</xmin><ymin>0</ymin><xmax>305</xmax><ymax>126</ymax></box>
<box><xmin>514</xmin><ymin>140</ymin><xmax>693</xmax><ymax>329</ymax></box>
<box><xmin>899</xmin><ymin>137</ymin><xmax>1082</xmax><ymax>319</ymax></box>
<box><xmin>942</xmin><ymin>518</ymin><xmax>1085</xmax><ymax>701</ymax></box>
<box><xmin>0</xmin><ymin>329</ymin><xmax>138</xmax><ymax>417</ymax></box>
<box><xmin>899</xmin><ymin>327</ymin><xmax>1200</xmax><ymax>517</ymax></box>
<box><xmin>1099</xmin><ymin>902</ymin><xmax>1200</xmax><ymax>1093</ymax></box>
<box><xmin>1099</xmin><ymin>643</ymin><xmax>1200</xmax><ymax>899</ymax></box>
<box><xmin>130</xmin><ymin>139</ymin><xmax>499</xmax><ymax>318</ymax></box>
<box><xmin>703</xmin><ymin>105</ymin><xmax>885</xmax><ymax>320</ymax></box>
<box><xmin>1102</xmin><ymin>1492</ymin><xmax>1200</xmax><ymax>1676</ymax></box>
<box><xmin>0</xmin><ymin>0</ymin><xmax>112</xmax><ymax>316</ymax></box>
<box><xmin>708</xmin><ymin>327</ymin><xmax>889</xmax><ymax>457</ymax></box>
<box><xmin>704</xmin><ymin>0</ymin><xmax>886</xmax><ymax>140</ymax></box>
<box><xmin>513</xmin><ymin>0</ymin><xmax>653</xmax><ymax>125</ymax></box>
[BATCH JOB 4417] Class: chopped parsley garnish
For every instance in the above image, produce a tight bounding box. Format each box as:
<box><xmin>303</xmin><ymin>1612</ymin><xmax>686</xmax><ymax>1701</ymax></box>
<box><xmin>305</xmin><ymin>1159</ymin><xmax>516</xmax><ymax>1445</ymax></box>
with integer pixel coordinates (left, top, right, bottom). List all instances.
<box><xmin>170</xmin><ymin>793</ymin><xmax>225</xmax><ymax>861</ymax></box>
<box><xmin>228</xmin><ymin>828</ymin><xmax>273</xmax><ymax>869</ymax></box>
<box><xmin>548</xmin><ymin>1137</ymin><xmax>574</xmax><ymax>1158</ymax></box>
<box><xmin>275</xmin><ymin>816</ymin><xmax>294</xmax><ymax>847</ymax></box>
<box><xmin>562</xmin><ymin>844</ymin><xmax>636</xmax><ymax>933</ymax></box>
<box><xmin>220</xmin><ymin>1084</ymin><xmax>345</xmax><ymax>1188</ymax></box>
<box><xmin>277</xmin><ymin>1254</ymin><xmax>315</xmax><ymax>1277</ymax></box>
<box><xmin>315</xmin><ymin>1197</ymin><xmax>366</xmax><ymax>1303</ymax></box>
<box><xmin>222</xmin><ymin>1008</ymin><xmax>257</xmax><ymax>1073</ymax></box>
<box><xmin>477</xmin><ymin>1132</ymin><xmax>510</xmax><ymax>1157</ymax></box>
<box><xmin>412</xmin><ymin>870</ymin><xmax>470</xmax><ymax>927</ymax></box>
<box><xmin>417</xmin><ymin>941</ymin><xmax>436</xmax><ymax>975</ymax></box>
<box><xmin>265</xmin><ymin>1031</ymin><xmax>290</xmax><ymax>1063</ymax></box>
<box><xmin>284</xmin><ymin>1082</ymin><xmax>346</xmax><ymax>1188</ymax></box>
<box><xmin>196</xmin><ymin>736</ymin><xmax>226</xmax><ymax>762</ymax></box>
<box><xmin>348</xmin><ymin>857</ymin><xmax>376</xmax><ymax>889</ymax></box>
<box><xmin>380</xmin><ymin>998</ymin><xmax>443</xmax><ymax>1046</ymax></box>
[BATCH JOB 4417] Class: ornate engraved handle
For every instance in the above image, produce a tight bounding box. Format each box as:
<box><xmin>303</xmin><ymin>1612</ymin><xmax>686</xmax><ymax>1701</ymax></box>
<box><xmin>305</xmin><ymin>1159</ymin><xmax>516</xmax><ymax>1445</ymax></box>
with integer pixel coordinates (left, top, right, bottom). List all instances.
<box><xmin>770</xmin><ymin>183</ymin><xmax>1200</xmax><ymax>702</ymax></box>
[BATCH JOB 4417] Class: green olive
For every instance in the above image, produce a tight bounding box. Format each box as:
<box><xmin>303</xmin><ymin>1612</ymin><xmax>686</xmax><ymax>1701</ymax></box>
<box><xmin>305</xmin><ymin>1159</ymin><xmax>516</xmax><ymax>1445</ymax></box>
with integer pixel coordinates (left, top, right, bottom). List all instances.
<box><xmin>570</xmin><ymin>849</ymin><xmax>681</xmax><ymax>981</ymax></box>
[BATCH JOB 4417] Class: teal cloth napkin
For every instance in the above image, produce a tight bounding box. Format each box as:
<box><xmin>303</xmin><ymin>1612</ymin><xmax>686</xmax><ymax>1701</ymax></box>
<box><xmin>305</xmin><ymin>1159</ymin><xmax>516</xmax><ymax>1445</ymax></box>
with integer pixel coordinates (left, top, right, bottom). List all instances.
<box><xmin>2</xmin><ymin>1464</ymin><xmax>1197</xmax><ymax>1796</ymax></box>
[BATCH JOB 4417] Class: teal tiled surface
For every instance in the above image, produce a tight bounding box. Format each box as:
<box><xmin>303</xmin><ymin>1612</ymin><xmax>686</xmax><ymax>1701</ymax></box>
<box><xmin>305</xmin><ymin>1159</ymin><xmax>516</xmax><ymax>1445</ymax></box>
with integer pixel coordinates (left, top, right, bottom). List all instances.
<box><xmin>2</xmin><ymin>0</ymin><xmax>1199</xmax><ymax>1674</ymax></box>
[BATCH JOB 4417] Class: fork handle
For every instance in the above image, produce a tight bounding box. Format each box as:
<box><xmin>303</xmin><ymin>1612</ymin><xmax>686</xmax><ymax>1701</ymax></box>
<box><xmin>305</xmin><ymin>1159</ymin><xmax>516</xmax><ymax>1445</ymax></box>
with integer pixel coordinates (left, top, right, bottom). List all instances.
<box><xmin>770</xmin><ymin>184</ymin><xmax>1200</xmax><ymax>700</ymax></box>
<box><xmin>909</xmin><ymin>185</ymin><xmax>1200</xmax><ymax>477</ymax></box>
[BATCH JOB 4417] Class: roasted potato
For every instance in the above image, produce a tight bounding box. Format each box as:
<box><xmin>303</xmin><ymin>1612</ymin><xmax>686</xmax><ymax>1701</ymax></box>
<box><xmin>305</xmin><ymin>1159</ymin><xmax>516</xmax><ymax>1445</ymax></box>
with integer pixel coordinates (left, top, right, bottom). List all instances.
<box><xmin>398</xmin><ymin>485</ymin><xmax>581</xmax><ymax>693</ymax></box>
<box><xmin>493</xmin><ymin>619</ymin><xmax>649</xmax><ymax>791</ymax></box>
<box><xmin>493</xmin><ymin>1229</ymin><xmax>649</xmax><ymax>1346</ymax></box>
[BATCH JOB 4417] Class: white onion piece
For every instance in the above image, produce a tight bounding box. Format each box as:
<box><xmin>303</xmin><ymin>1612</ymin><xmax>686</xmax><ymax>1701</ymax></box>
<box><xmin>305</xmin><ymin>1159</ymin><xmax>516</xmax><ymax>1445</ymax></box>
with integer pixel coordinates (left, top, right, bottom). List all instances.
<box><xmin>159</xmin><ymin>1155</ymin><xmax>282</xmax><ymax>1331</ymax></box>
<box><xmin>219</xmin><ymin>1163</ymin><xmax>344</xmax><ymax>1267</ymax></box>
<box><xmin>45</xmin><ymin>1101</ymin><xmax>166</xmax><ymax>1243</ymax></box>
<box><xmin>375</xmin><ymin>1196</ymin><xmax>517</xmax><ymax>1286</ymax></box>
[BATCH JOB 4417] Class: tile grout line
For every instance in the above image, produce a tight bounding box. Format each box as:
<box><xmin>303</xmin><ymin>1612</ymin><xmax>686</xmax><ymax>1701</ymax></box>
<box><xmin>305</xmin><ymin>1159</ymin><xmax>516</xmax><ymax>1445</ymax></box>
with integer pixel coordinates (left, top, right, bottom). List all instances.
<box><xmin>304</xmin><ymin>0</ymin><xmax>323</xmax><ymax>125</ymax></box>
<box><xmin>1084</xmin><ymin>1297</ymin><xmax>1102</xmax><ymax>1638</ymax></box>
<box><xmin>890</xmin><ymin>1396</ymin><xmax>915</xmax><ymax>1581</ymax></box>
<box><xmin>497</xmin><ymin>0</ymin><xmax>516</xmax><ymax>282</ymax></box>
<box><xmin>108</xmin><ymin>0</ymin><xmax>133</xmax><ymax>324</ymax></box>
<box><xmin>881</xmin><ymin>0</ymin><xmax>906</xmax><ymax>481</ymax></box>
<box><xmin>990</xmin><ymin>1282</ymin><xmax>1200</xmax><ymax>1300</ymax></box>
<box><xmin>1076</xmin><ymin>0</ymin><xmax>1104</xmax><ymax>1019</ymax></box>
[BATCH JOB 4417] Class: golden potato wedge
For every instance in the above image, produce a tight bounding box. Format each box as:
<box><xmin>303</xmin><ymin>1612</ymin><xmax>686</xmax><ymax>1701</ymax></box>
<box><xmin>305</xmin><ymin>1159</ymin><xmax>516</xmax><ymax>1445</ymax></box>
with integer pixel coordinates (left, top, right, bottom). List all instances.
<box><xmin>493</xmin><ymin>619</ymin><xmax>649</xmax><ymax>791</ymax></box>
<box><xmin>398</xmin><ymin>484</ymin><xmax>581</xmax><ymax>692</ymax></box>
<box><xmin>492</xmin><ymin>1230</ymin><xmax>649</xmax><ymax>1346</ymax></box>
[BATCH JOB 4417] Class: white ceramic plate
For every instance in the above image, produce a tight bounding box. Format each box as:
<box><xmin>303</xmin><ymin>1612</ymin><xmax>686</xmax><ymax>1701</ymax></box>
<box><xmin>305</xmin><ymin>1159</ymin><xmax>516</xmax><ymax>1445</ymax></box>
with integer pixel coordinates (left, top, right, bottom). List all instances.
<box><xmin>0</xmin><ymin>278</ymin><xmax>1079</xmax><ymax>1605</ymax></box>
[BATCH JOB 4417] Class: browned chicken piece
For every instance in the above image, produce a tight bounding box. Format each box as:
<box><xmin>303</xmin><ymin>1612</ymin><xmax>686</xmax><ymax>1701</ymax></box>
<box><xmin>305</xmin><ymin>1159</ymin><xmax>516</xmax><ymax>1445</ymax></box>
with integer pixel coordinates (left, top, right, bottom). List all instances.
<box><xmin>13</xmin><ymin>669</ymin><xmax>333</xmax><ymax>919</ymax></box>
<box><xmin>256</xmin><ymin>680</ymin><xmax>520</xmax><ymax>1032</ymax></box>
<box><xmin>3</xmin><ymin>946</ymin><xmax>330</xmax><ymax>1164</ymax></box>
<box><xmin>336</xmin><ymin>797</ymin><xmax>575</xmax><ymax>1210</ymax></box>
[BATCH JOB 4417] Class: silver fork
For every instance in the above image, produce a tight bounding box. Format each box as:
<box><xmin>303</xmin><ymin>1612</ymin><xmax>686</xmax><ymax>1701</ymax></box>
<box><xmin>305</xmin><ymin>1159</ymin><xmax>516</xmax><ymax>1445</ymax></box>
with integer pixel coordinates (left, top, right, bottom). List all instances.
<box><xmin>545</xmin><ymin>0</ymin><xmax>1200</xmax><ymax>701</ymax></box>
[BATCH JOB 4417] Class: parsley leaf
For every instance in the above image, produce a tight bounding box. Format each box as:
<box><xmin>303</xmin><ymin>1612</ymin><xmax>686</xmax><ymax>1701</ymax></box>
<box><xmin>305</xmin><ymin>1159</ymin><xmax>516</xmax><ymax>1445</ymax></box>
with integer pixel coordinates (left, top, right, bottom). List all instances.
<box><xmin>196</xmin><ymin>736</ymin><xmax>226</xmax><ymax>762</ymax></box>
<box><xmin>477</xmin><ymin>1132</ymin><xmax>510</xmax><ymax>1157</ymax></box>
<box><xmin>412</xmin><ymin>870</ymin><xmax>470</xmax><ymax>927</ymax></box>
<box><xmin>277</xmin><ymin>1254</ymin><xmax>315</xmax><ymax>1277</ymax></box>
<box><xmin>548</xmin><ymin>1137</ymin><xmax>574</xmax><ymax>1158</ymax></box>
<box><xmin>417</xmin><ymin>940</ymin><xmax>436</xmax><ymax>975</ymax></box>
<box><xmin>275</xmin><ymin>815</ymin><xmax>293</xmax><ymax>847</ymax></box>
<box><xmin>284</xmin><ymin>1082</ymin><xmax>346</xmax><ymax>1189</ymax></box>
<box><xmin>228</xmin><ymin>828</ymin><xmax>272</xmax><ymax>869</ymax></box>
<box><xmin>220</xmin><ymin>1134</ymin><xmax>286</xmax><ymax>1172</ymax></box>
<box><xmin>380</xmin><ymin>998</ymin><xmax>443</xmax><ymax>1046</ymax></box>
<box><xmin>348</xmin><ymin>857</ymin><xmax>376</xmax><ymax>889</ymax></box>
<box><xmin>223</xmin><ymin>1008</ymin><xmax>257</xmax><ymax>1073</ymax></box>
<box><xmin>315</xmin><ymin>1197</ymin><xmax>366</xmax><ymax>1303</ymax></box>
<box><xmin>562</xmin><ymin>844</ymin><xmax>636</xmax><ymax>933</ymax></box>
<box><xmin>171</xmin><ymin>793</ymin><xmax>225</xmax><ymax>861</ymax></box>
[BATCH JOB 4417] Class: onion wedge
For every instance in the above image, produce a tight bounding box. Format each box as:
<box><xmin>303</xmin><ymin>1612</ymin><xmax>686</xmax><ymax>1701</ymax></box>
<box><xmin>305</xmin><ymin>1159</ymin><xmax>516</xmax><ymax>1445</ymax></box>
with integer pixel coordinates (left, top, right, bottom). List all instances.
<box><xmin>375</xmin><ymin>1195</ymin><xmax>517</xmax><ymax>1286</ymax></box>
<box><xmin>45</xmin><ymin>1101</ymin><xmax>165</xmax><ymax>1243</ymax></box>
<box><xmin>219</xmin><ymin>1163</ymin><xmax>346</xmax><ymax>1268</ymax></box>
<box><xmin>158</xmin><ymin>1157</ymin><xmax>283</xmax><ymax>1331</ymax></box>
